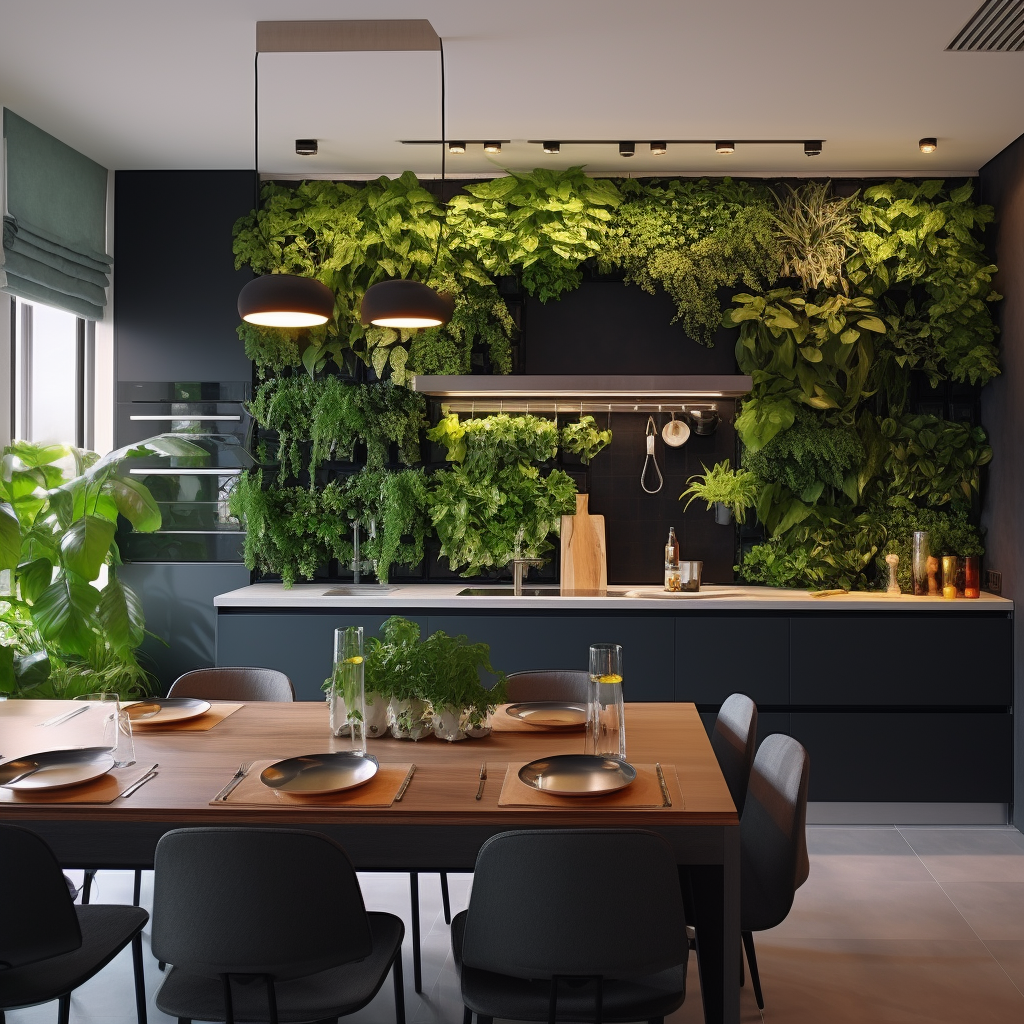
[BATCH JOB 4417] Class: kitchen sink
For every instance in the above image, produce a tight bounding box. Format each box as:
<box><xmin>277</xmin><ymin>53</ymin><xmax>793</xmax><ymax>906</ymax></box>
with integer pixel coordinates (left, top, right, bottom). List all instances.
<box><xmin>323</xmin><ymin>585</ymin><xmax>400</xmax><ymax>596</ymax></box>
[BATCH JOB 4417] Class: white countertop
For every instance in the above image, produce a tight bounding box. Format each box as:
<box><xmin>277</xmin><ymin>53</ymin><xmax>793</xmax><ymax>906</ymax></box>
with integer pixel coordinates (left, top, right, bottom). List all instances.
<box><xmin>214</xmin><ymin>582</ymin><xmax>1014</xmax><ymax>612</ymax></box>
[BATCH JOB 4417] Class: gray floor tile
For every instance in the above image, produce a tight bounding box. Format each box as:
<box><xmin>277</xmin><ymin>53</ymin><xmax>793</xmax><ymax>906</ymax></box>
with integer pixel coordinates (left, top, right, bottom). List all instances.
<box><xmin>806</xmin><ymin>825</ymin><xmax>910</xmax><ymax>856</ymax></box>
<box><xmin>897</xmin><ymin>828</ymin><xmax>1024</xmax><ymax>884</ymax></box>
<box><xmin>939</xmin><ymin>881</ymin><xmax>1024</xmax><ymax>940</ymax></box>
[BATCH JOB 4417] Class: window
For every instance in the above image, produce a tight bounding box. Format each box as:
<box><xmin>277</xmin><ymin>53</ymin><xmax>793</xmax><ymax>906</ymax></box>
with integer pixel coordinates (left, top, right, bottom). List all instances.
<box><xmin>11</xmin><ymin>296</ymin><xmax>93</xmax><ymax>448</ymax></box>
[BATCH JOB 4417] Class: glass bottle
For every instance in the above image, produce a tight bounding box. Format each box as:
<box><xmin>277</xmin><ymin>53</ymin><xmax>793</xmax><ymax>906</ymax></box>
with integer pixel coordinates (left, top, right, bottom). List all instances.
<box><xmin>330</xmin><ymin>626</ymin><xmax>367</xmax><ymax>755</ymax></box>
<box><xmin>962</xmin><ymin>556</ymin><xmax>980</xmax><ymax>599</ymax></box>
<box><xmin>664</xmin><ymin>527</ymin><xmax>681</xmax><ymax>592</ymax></box>
<box><xmin>587</xmin><ymin>643</ymin><xmax>626</xmax><ymax>760</ymax></box>
<box><xmin>941</xmin><ymin>556</ymin><xmax>958</xmax><ymax>600</ymax></box>
<box><xmin>912</xmin><ymin>531</ymin><xmax>930</xmax><ymax>596</ymax></box>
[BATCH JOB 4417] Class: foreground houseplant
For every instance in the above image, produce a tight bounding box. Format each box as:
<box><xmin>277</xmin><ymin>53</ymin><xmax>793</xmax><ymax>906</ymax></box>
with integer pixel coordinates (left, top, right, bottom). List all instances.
<box><xmin>679</xmin><ymin>461</ymin><xmax>759</xmax><ymax>525</ymax></box>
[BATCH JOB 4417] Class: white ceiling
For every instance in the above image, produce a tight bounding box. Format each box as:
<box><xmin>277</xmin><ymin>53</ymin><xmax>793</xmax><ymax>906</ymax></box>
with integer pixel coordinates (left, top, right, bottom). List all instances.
<box><xmin>1</xmin><ymin>0</ymin><xmax>1023</xmax><ymax>177</ymax></box>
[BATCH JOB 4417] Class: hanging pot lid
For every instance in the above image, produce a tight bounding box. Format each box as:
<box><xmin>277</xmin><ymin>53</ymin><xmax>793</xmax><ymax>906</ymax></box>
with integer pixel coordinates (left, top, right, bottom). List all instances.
<box><xmin>662</xmin><ymin>412</ymin><xmax>690</xmax><ymax>447</ymax></box>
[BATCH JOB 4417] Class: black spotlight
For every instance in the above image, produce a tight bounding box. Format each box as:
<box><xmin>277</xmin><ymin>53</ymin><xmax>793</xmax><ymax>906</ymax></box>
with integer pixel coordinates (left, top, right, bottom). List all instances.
<box><xmin>447</xmin><ymin>141</ymin><xmax>466</xmax><ymax>154</ymax></box>
<box><xmin>542</xmin><ymin>141</ymin><xmax>561</xmax><ymax>154</ymax></box>
<box><xmin>619</xmin><ymin>142</ymin><xmax>635</xmax><ymax>157</ymax></box>
<box><xmin>483</xmin><ymin>141</ymin><xmax>502</xmax><ymax>154</ymax></box>
<box><xmin>295</xmin><ymin>139</ymin><xmax>318</xmax><ymax>156</ymax></box>
<box><xmin>804</xmin><ymin>140</ymin><xmax>823</xmax><ymax>156</ymax></box>
<box><xmin>650</xmin><ymin>141</ymin><xmax>668</xmax><ymax>155</ymax></box>
<box><xmin>919</xmin><ymin>137</ymin><xmax>937</xmax><ymax>154</ymax></box>
<box><xmin>715</xmin><ymin>141</ymin><xmax>735</xmax><ymax>155</ymax></box>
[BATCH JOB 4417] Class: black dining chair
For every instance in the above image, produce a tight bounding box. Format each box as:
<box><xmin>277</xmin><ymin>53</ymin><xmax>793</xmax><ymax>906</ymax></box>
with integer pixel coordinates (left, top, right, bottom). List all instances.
<box><xmin>0</xmin><ymin>823</ymin><xmax>149</xmax><ymax>1024</ymax></box>
<box><xmin>711</xmin><ymin>693</ymin><xmax>758</xmax><ymax>815</ymax></box>
<box><xmin>452</xmin><ymin>828</ymin><xmax>689</xmax><ymax>1024</ymax></box>
<box><xmin>167</xmin><ymin>666</ymin><xmax>295</xmax><ymax>702</ymax></box>
<box><xmin>80</xmin><ymin>665</ymin><xmax>295</xmax><ymax>911</ymax></box>
<box><xmin>740</xmin><ymin>733</ymin><xmax>810</xmax><ymax>1010</ymax></box>
<box><xmin>505</xmin><ymin>668</ymin><xmax>591</xmax><ymax>704</ymax></box>
<box><xmin>151</xmin><ymin>827</ymin><xmax>405</xmax><ymax>1024</ymax></box>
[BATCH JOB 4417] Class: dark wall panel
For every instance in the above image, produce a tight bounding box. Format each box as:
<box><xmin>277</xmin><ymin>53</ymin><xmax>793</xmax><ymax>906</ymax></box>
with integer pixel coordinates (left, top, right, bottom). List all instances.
<box><xmin>114</xmin><ymin>170</ymin><xmax>256</xmax><ymax>382</ymax></box>
<box><xmin>980</xmin><ymin>133</ymin><xmax>1024</xmax><ymax>828</ymax></box>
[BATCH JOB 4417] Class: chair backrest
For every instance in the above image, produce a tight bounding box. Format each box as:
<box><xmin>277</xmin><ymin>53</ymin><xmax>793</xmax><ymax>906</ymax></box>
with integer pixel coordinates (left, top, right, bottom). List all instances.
<box><xmin>740</xmin><ymin>733</ymin><xmax>810</xmax><ymax>933</ymax></box>
<box><xmin>711</xmin><ymin>693</ymin><xmax>758</xmax><ymax>815</ymax></box>
<box><xmin>506</xmin><ymin>669</ymin><xmax>590</xmax><ymax>704</ymax></box>
<box><xmin>151</xmin><ymin>828</ymin><xmax>371</xmax><ymax>980</ymax></box>
<box><xmin>167</xmin><ymin>667</ymin><xmax>295</xmax><ymax>702</ymax></box>
<box><xmin>0</xmin><ymin>824</ymin><xmax>82</xmax><ymax>970</ymax></box>
<box><xmin>461</xmin><ymin>829</ymin><xmax>688</xmax><ymax>980</ymax></box>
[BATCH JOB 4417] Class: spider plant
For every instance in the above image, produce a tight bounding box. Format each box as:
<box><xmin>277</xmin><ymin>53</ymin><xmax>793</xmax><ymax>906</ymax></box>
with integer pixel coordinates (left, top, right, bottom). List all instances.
<box><xmin>773</xmin><ymin>182</ymin><xmax>857</xmax><ymax>293</ymax></box>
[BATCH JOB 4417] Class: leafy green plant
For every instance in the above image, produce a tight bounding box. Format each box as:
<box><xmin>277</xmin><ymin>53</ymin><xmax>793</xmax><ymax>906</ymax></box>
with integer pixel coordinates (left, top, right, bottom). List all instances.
<box><xmin>601</xmin><ymin>177</ymin><xmax>780</xmax><ymax>344</ymax></box>
<box><xmin>427</xmin><ymin>413</ymin><xmax>559</xmax><ymax>470</ymax></box>
<box><xmin>0</xmin><ymin>440</ymin><xmax>163</xmax><ymax>698</ymax></box>
<box><xmin>428</xmin><ymin>463</ymin><xmax>577</xmax><ymax>576</ymax></box>
<box><xmin>447</xmin><ymin>167</ymin><xmax>621</xmax><ymax>302</ymax></box>
<box><xmin>880</xmin><ymin>414</ymin><xmax>991</xmax><ymax>507</ymax></box>
<box><xmin>773</xmin><ymin>182</ymin><xmax>857</xmax><ymax>293</ymax></box>
<box><xmin>560</xmin><ymin>416</ymin><xmax>613</xmax><ymax>463</ymax></box>
<box><xmin>679</xmin><ymin>461</ymin><xmax>759</xmax><ymax>524</ymax></box>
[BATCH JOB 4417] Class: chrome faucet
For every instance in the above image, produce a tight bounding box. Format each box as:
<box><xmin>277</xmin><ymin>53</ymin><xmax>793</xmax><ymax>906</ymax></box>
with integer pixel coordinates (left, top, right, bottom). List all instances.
<box><xmin>511</xmin><ymin>558</ymin><xmax>543</xmax><ymax>596</ymax></box>
<box><xmin>350</xmin><ymin>518</ymin><xmax>377</xmax><ymax>583</ymax></box>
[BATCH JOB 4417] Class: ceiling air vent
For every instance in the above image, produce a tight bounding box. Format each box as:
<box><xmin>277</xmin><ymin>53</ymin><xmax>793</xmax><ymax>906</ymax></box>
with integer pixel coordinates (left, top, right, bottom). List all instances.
<box><xmin>947</xmin><ymin>0</ymin><xmax>1024</xmax><ymax>51</ymax></box>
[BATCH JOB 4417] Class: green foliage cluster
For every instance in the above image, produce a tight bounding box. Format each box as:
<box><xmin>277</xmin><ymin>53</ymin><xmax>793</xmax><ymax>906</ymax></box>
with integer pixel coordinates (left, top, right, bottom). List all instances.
<box><xmin>0</xmin><ymin>440</ymin><xmax>163</xmax><ymax>698</ymax></box>
<box><xmin>250</xmin><ymin>377</ymin><xmax>428</xmax><ymax>481</ymax></box>
<box><xmin>560</xmin><ymin>416</ymin><xmax>613</xmax><ymax>463</ymax></box>
<box><xmin>679</xmin><ymin>461</ymin><xmax>759</xmax><ymax>524</ymax></box>
<box><xmin>427</xmin><ymin>412</ymin><xmax>558</xmax><ymax>469</ymax></box>
<box><xmin>363</xmin><ymin>615</ymin><xmax>506</xmax><ymax>714</ymax></box>
<box><xmin>773</xmin><ymin>183</ymin><xmax>857</xmax><ymax>293</ymax></box>
<box><xmin>601</xmin><ymin>178</ymin><xmax>780</xmax><ymax>344</ymax></box>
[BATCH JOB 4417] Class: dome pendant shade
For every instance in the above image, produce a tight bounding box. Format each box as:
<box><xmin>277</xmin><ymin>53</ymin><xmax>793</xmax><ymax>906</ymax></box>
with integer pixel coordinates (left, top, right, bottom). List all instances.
<box><xmin>360</xmin><ymin>279</ymin><xmax>454</xmax><ymax>328</ymax></box>
<box><xmin>238</xmin><ymin>274</ymin><xmax>335</xmax><ymax>328</ymax></box>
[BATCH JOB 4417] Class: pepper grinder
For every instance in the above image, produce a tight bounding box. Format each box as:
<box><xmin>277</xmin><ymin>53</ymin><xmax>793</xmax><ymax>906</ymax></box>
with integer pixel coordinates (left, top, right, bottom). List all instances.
<box><xmin>885</xmin><ymin>553</ymin><xmax>901</xmax><ymax>596</ymax></box>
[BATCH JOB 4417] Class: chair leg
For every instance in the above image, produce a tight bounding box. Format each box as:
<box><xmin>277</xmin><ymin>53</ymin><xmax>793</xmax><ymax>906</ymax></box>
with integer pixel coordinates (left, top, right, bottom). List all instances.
<box><xmin>392</xmin><ymin>949</ymin><xmax>406</xmax><ymax>1024</ymax></box>
<box><xmin>741</xmin><ymin>931</ymin><xmax>764</xmax><ymax>1010</ymax></box>
<box><xmin>58</xmin><ymin>994</ymin><xmax>71</xmax><ymax>1024</ymax></box>
<box><xmin>132</xmin><ymin>869</ymin><xmax>143</xmax><ymax>907</ymax></box>
<box><xmin>462</xmin><ymin>1007</ymin><xmax>472</xmax><ymax>1024</ymax></box>
<box><xmin>440</xmin><ymin>872</ymin><xmax>451</xmax><ymax>925</ymax></box>
<box><xmin>132</xmin><ymin>932</ymin><xmax>148</xmax><ymax>1024</ymax></box>
<box><xmin>409</xmin><ymin>872</ymin><xmax>422</xmax><ymax>993</ymax></box>
<box><xmin>740</xmin><ymin>943</ymin><xmax>745</xmax><ymax>986</ymax></box>
<box><xmin>82</xmin><ymin>868</ymin><xmax>97</xmax><ymax>904</ymax></box>
<box><xmin>158</xmin><ymin>961</ymin><xmax>166</xmax><ymax>971</ymax></box>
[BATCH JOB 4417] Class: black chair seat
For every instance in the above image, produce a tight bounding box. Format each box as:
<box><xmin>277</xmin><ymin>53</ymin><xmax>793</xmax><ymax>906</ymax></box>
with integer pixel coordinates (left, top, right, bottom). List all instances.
<box><xmin>452</xmin><ymin>911</ymin><xmax>686</xmax><ymax>1022</ymax></box>
<box><xmin>0</xmin><ymin>905</ymin><xmax>149</xmax><ymax>1010</ymax></box>
<box><xmin>156</xmin><ymin>912</ymin><xmax>404</xmax><ymax>1023</ymax></box>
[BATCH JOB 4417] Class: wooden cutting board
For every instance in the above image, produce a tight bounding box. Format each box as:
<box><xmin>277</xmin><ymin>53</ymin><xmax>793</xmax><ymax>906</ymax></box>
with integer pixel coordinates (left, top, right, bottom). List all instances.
<box><xmin>560</xmin><ymin>493</ymin><xmax>607</xmax><ymax>594</ymax></box>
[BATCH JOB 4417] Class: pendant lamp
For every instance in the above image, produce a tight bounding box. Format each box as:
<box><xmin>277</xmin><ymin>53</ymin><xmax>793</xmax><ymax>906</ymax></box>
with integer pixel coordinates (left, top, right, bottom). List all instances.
<box><xmin>238</xmin><ymin>273</ymin><xmax>335</xmax><ymax>328</ymax></box>
<box><xmin>360</xmin><ymin>279</ymin><xmax>454</xmax><ymax>328</ymax></box>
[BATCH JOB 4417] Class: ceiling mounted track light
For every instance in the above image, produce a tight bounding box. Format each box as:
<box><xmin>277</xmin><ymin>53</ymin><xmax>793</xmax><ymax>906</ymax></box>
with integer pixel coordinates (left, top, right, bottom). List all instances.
<box><xmin>239</xmin><ymin>274</ymin><xmax>335</xmax><ymax>328</ymax></box>
<box><xmin>295</xmin><ymin>139</ymin><xmax>318</xmax><ymax>156</ymax></box>
<box><xmin>542</xmin><ymin>141</ymin><xmax>561</xmax><ymax>154</ymax></box>
<box><xmin>715</xmin><ymin>141</ymin><xmax>735</xmax><ymax>154</ymax></box>
<box><xmin>804</xmin><ymin>140</ymin><xmax>823</xmax><ymax>156</ymax></box>
<box><xmin>619</xmin><ymin>141</ymin><xmax>635</xmax><ymax>157</ymax></box>
<box><xmin>447</xmin><ymin>141</ymin><xmax>466</xmax><ymax>154</ymax></box>
<box><xmin>650</xmin><ymin>141</ymin><xmax>667</xmax><ymax>155</ymax></box>
<box><xmin>919</xmin><ymin>137</ymin><xmax>937</xmax><ymax>154</ymax></box>
<box><xmin>483</xmin><ymin>141</ymin><xmax>502</xmax><ymax>153</ymax></box>
<box><xmin>360</xmin><ymin>279</ymin><xmax>454</xmax><ymax>329</ymax></box>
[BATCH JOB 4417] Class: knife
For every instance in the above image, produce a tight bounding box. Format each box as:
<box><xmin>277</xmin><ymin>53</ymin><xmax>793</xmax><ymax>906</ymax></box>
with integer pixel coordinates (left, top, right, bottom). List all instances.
<box><xmin>37</xmin><ymin>705</ymin><xmax>89</xmax><ymax>728</ymax></box>
<box><xmin>475</xmin><ymin>762</ymin><xmax>487</xmax><ymax>800</ymax></box>
<box><xmin>120</xmin><ymin>764</ymin><xmax>159</xmax><ymax>800</ymax></box>
<box><xmin>655</xmin><ymin>763</ymin><xmax>672</xmax><ymax>807</ymax></box>
<box><xmin>395</xmin><ymin>764</ymin><xmax>416</xmax><ymax>801</ymax></box>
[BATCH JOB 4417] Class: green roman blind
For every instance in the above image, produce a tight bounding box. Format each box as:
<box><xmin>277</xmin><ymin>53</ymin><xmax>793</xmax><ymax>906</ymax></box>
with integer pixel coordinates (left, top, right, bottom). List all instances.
<box><xmin>1</xmin><ymin>108</ymin><xmax>112</xmax><ymax>320</ymax></box>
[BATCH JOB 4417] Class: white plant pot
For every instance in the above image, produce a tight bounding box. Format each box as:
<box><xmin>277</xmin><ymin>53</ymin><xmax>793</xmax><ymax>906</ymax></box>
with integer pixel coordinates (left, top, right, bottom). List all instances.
<box><xmin>387</xmin><ymin>697</ymin><xmax>432</xmax><ymax>740</ymax></box>
<box><xmin>463</xmin><ymin>709</ymin><xmax>492</xmax><ymax>739</ymax></box>
<box><xmin>432</xmin><ymin>706</ymin><xmax>467</xmax><ymax>742</ymax></box>
<box><xmin>364</xmin><ymin>692</ymin><xmax>388</xmax><ymax>738</ymax></box>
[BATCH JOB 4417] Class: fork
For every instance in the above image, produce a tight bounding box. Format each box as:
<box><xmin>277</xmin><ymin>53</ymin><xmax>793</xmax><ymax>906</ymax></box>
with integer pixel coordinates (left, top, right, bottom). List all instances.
<box><xmin>213</xmin><ymin>761</ymin><xmax>253</xmax><ymax>802</ymax></box>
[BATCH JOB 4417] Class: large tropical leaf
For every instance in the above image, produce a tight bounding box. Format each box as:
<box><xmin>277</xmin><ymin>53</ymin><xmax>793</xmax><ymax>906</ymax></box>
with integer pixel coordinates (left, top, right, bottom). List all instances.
<box><xmin>97</xmin><ymin>573</ymin><xmax>145</xmax><ymax>654</ymax></box>
<box><xmin>14</xmin><ymin>650</ymin><xmax>51</xmax><ymax>691</ymax></box>
<box><xmin>18</xmin><ymin>557</ymin><xmax>54</xmax><ymax>604</ymax></box>
<box><xmin>0</xmin><ymin>645</ymin><xmax>13</xmax><ymax>694</ymax></box>
<box><xmin>31</xmin><ymin>572</ymin><xmax>101</xmax><ymax>656</ymax></box>
<box><xmin>106</xmin><ymin>476</ymin><xmax>161</xmax><ymax>532</ymax></box>
<box><xmin>0</xmin><ymin>502</ymin><xmax>21</xmax><ymax>570</ymax></box>
<box><xmin>60</xmin><ymin>514</ymin><xmax>116</xmax><ymax>581</ymax></box>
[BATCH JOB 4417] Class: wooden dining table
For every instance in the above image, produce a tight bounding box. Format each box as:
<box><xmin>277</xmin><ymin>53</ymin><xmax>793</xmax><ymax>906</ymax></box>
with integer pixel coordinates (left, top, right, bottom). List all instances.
<box><xmin>0</xmin><ymin>699</ymin><xmax>740</xmax><ymax>1024</ymax></box>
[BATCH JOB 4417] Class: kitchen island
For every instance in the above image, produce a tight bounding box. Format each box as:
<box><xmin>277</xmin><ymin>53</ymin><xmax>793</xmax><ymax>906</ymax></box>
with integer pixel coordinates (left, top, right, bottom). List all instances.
<box><xmin>215</xmin><ymin>583</ymin><xmax>1014</xmax><ymax>821</ymax></box>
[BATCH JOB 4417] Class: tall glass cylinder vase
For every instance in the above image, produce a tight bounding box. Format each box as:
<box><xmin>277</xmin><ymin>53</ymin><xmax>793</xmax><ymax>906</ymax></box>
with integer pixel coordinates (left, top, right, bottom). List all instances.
<box><xmin>912</xmin><ymin>532</ymin><xmax>930</xmax><ymax>596</ymax></box>
<box><xmin>330</xmin><ymin>626</ymin><xmax>367</xmax><ymax>755</ymax></box>
<box><xmin>587</xmin><ymin>643</ymin><xmax>626</xmax><ymax>761</ymax></box>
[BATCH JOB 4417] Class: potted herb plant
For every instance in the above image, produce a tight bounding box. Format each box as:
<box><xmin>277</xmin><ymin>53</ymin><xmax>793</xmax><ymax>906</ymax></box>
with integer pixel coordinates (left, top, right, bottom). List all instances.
<box><xmin>679</xmin><ymin>460</ymin><xmax>759</xmax><ymax>526</ymax></box>
<box><xmin>363</xmin><ymin>616</ymin><xmax>430</xmax><ymax>739</ymax></box>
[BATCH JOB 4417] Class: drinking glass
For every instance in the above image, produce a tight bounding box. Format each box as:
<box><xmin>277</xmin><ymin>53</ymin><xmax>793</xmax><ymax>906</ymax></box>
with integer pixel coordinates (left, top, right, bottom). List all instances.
<box><xmin>74</xmin><ymin>692</ymin><xmax>136</xmax><ymax>767</ymax></box>
<box><xmin>941</xmin><ymin>555</ymin><xmax>958</xmax><ymax>600</ymax></box>
<box><xmin>330</xmin><ymin>626</ymin><xmax>367</xmax><ymax>754</ymax></box>
<box><xmin>961</xmin><ymin>556</ymin><xmax>980</xmax><ymax>599</ymax></box>
<box><xmin>587</xmin><ymin>643</ymin><xmax>626</xmax><ymax>760</ymax></box>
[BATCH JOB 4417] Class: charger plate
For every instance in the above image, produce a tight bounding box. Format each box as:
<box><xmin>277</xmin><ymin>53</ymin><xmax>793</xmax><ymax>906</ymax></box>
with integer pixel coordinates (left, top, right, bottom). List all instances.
<box><xmin>518</xmin><ymin>754</ymin><xmax>637</xmax><ymax>796</ymax></box>
<box><xmin>260</xmin><ymin>752</ymin><xmax>380</xmax><ymax>795</ymax></box>
<box><xmin>0</xmin><ymin>748</ymin><xmax>115</xmax><ymax>791</ymax></box>
<box><xmin>125</xmin><ymin>697</ymin><xmax>211</xmax><ymax>724</ymax></box>
<box><xmin>505</xmin><ymin>702</ymin><xmax>588</xmax><ymax>729</ymax></box>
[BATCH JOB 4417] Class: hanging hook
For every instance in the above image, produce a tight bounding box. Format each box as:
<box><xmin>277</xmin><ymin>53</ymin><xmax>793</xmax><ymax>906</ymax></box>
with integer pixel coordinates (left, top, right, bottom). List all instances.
<box><xmin>641</xmin><ymin>416</ymin><xmax>664</xmax><ymax>494</ymax></box>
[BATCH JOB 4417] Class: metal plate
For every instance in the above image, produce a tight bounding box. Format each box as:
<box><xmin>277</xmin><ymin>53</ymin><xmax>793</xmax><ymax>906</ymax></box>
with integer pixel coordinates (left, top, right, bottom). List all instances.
<box><xmin>125</xmin><ymin>697</ymin><xmax>212</xmax><ymax>723</ymax></box>
<box><xmin>505</xmin><ymin>702</ymin><xmax>588</xmax><ymax>729</ymax></box>
<box><xmin>519</xmin><ymin>754</ymin><xmax>637</xmax><ymax>796</ymax></box>
<box><xmin>0</xmin><ymin>748</ymin><xmax>115</xmax><ymax>791</ymax></box>
<box><xmin>260</xmin><ymin>752</ymin><xmax>380</xmax><ymax>795</ymax></box>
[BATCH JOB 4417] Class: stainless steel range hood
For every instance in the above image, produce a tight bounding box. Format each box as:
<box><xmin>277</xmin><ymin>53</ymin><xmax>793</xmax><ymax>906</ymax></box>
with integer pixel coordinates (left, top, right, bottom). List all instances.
<box><xmin>410</xmin><ymin>375</ymin><xmax>751</xmax><ymax>413</ymax></box>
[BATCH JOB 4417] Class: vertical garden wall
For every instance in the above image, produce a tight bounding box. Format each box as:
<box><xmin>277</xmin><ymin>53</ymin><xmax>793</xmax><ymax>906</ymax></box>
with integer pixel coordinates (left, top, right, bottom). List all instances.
<box><xmin>229</xmin><ymin>171</ymin><xmax>1000</xmax><ymax>590</ymax></box>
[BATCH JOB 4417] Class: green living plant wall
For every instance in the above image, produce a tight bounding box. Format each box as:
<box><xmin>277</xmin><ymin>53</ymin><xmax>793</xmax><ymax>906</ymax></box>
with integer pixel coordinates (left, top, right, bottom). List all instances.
<box><xmin>232</xmin><ymin>171</ymin><xmax>999</xmax><ymax>591</ymax></box>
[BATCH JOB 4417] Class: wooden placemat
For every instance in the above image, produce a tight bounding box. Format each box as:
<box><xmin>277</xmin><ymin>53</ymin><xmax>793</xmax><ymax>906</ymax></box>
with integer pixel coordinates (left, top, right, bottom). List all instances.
<box><xmin>131</xmin><ymin>703</ymin><xmax>244</xmax><ymax>732</ymax></box>
<box><xmin>498</xmin><ymin>762</ymin><xmax>682</xmax><ymax>809</ymax></box>
<box><xmin>0</xmin><ymin>762</ymin><xmax>157</xmax><ymax>805</ymax></box>
<box><xmin>211</xmin><ymin>759</ymin><xmax>414</xmax><ymax>808</ymax></box>
<box><xmin>490</xmin><ymin>704</ymin><xmax>588</xmax><ymax>735</ymax></box>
